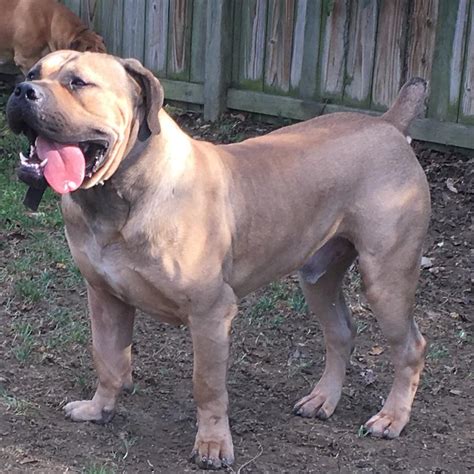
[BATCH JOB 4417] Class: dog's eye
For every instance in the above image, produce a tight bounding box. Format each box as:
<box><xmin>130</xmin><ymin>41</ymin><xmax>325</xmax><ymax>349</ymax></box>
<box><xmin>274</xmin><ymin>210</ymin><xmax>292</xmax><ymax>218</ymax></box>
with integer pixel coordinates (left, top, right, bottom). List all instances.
<box><xmin>27</xmin><ymin>71</ymin><xmax>36</xmax><ymax>81</ymax></box>
<box><xmin>70</xmin><ymin>77</ymin><xmax>88</xmax><ymax>89</ymax></box>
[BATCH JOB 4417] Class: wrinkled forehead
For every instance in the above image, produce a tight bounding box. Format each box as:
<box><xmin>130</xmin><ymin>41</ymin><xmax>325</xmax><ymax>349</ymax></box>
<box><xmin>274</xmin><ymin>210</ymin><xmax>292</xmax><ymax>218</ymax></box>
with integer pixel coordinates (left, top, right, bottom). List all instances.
<box><xmin>33</xmin><ymin>50</ymin><xmax>128</xmax><ymax>85</ymax></box>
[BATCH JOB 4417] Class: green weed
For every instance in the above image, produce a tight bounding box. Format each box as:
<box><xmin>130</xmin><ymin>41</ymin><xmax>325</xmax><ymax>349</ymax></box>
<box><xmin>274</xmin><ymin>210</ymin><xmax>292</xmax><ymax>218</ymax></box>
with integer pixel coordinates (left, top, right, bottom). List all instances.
<box><xmin>427</xmin><ymin>344</ymin><xmax>449</xmax><ymax>360</ymax></box>
<box><xmin>0</xmin><ymin>387</ymin><xmax>34</xmax><ymax>415</ymax></box>
<box><xmin>82</xmin><ymin>464</ymin><xmax>116</xmax><ymax>474</ymax></box>
<box><xmin>11</xmin><ymin>321</ymin><xmax>35</xmax><ymax>362</ymax></box>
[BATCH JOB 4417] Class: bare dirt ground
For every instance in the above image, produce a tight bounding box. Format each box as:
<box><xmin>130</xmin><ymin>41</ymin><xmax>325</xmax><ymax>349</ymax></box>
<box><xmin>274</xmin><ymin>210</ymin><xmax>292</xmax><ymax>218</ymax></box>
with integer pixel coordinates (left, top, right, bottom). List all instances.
<box><xmin>0</xmin><ymin>102</ymin><xmax>472</xmax><ymax>473</ymax></box>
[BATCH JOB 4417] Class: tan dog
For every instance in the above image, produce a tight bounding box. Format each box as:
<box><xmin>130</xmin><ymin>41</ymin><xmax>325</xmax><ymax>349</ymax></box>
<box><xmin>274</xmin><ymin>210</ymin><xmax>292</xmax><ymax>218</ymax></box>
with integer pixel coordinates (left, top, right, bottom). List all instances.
<box><xmin>0</xmin><ymin>0</ymin><xmax>105</xmax><ymax>75</ymax></box>
<box><xmin>7</xmin><ymin>51</ymin><xmax>430</xmax><ymax>470</ymax></box>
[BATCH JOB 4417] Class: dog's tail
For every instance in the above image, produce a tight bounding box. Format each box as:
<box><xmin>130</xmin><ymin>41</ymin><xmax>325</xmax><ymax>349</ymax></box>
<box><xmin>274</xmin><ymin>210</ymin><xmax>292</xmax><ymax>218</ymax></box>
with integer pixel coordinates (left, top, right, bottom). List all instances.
<box><xmin>381</xmin><ymin>77</ymin><xmax>428</xmax><ymax>135</ymax></box>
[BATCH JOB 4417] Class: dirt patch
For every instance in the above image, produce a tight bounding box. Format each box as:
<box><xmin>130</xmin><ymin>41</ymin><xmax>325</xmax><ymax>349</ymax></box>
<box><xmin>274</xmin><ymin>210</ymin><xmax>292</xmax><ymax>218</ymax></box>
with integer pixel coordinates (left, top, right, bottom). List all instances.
<box><xmin>0</xmin><ymin>107</ymin><xmax>472</xmax><ymax>473</ymax></box>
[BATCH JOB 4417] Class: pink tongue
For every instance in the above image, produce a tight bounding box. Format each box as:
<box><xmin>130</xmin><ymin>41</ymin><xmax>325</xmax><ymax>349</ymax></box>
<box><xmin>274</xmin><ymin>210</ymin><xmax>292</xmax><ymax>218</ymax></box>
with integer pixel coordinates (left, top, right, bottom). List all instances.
<box><xmin>36</xmin><ymin>137</ymin><xmax>86</xmax><ymax>194</ymax></box>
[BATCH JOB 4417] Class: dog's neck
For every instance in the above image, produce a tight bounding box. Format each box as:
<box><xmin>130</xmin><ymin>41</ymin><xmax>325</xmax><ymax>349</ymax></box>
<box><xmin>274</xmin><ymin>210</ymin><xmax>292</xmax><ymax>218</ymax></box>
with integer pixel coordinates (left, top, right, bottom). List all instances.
<box><xmin>68</xmin><ymin>109</ymin><xmax>197</xmax><ymax>222</ymax></box>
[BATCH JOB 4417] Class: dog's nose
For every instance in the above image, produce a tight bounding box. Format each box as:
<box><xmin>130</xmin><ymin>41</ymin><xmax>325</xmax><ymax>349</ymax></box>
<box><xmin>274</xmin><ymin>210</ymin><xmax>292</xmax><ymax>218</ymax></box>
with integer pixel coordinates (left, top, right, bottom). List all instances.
<box><xmin>13</xmin><ymin>82</ymin><xmax>44</xmax><ymax>102</ymax></box>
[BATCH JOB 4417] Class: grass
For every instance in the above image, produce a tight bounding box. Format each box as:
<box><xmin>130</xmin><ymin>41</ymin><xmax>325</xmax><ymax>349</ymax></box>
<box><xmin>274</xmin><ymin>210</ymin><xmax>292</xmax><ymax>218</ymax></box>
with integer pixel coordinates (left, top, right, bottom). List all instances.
<box><xmin>82</xmin><ymin>465</ymin><xmax>116</xmax><ymax>474</ymax></box>
<box><xmin>0</xmin><ymin>387</ymin><xmax>35</xmax><ymax>415</ymax></box>
<box><xmin>247</xmin><ymin>280</ymin><xmax>308</xmax><ymax>327</ymax></box>
<box><xmin>0</xmin><ymin>92</ymin><xmax>88</xmax><ymax>363</ymax></box>
<box><xmin>427</xmin><ymin>343</ymin><xmax>450</xmax><ymax>360</ymax></box>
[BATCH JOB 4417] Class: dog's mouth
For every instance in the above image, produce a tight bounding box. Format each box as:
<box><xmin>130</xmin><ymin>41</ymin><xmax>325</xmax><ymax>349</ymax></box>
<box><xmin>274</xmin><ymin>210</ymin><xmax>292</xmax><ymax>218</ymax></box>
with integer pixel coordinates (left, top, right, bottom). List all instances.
<box><xmin>19</xmin><ymin>126</ymin><xmax>109</xmax><ymax>194</ymax></box>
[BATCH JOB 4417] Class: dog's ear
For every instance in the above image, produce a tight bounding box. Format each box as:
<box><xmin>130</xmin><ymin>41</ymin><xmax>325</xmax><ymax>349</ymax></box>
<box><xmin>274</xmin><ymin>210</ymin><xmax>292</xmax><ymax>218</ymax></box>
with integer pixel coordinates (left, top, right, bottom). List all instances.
<box><xmin>119</xmin><ymin>58</ymin><xmax>163</xmax><ymax>137</ymax></box>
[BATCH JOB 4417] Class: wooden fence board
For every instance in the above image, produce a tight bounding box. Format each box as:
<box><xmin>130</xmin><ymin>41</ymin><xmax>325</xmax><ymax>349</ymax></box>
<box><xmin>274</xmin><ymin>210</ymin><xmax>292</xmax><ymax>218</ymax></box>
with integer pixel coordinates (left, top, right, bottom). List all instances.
<box><xmin>167</xmin><ymin>0</ymin><xmax>193</xmax><ymax>81</ymax></box>
<box><xmin>122</xmin><ymin>0</ymin><xmax>146</xmax><ymax>61</ymax></box>
<box><xmin>290</xmin><ymin>0</ymin><xmax>322</xmax><ymax>98</ymax></box>
<box><xmin>343</xmin><ymin>0</ymin><xmax>378</xmax><ymax>107</ymax></box>
<box><xmin>406</xmin><ymin>0</ymin><xmax>439</xmax><ymax>91</ymax></box>
<box><xmin>145</xmin><ymin>0</ymin><xmax>170</xmax><ymax>76</ymax></box>
<box><xmin>81</xmin><ymin>0</ymin><xmax>99</xmax><ymax>27</ymax></box>
<box><xmin>460</xmin><ymin>1</ymin><xmax>474</xmax><ymax>124</ymax></box>
<box><xmin>190</xmin><ymin>0</ymin><xmax>207</xmax><ymax>83</ymax></box>
<box><xmin>235</xmin><ymin>0</ymin><xmax>268</xmax><ymax>90</ymax></box>
<box><xmin>264</xmin><ymin>0</ymin><xmax>296</xmax><ymax>94</ymax></box>
<box><xmin>372</xmin><ymin>0</ymin><xmax>409</xmax><ymax>109</ymax></box>
<box><xmin>319</xmin><ymin>0</ymin><xmax>350</xmax><ymax>100</ymax></box>
<box><xmin>204</xmin><ymin>0</ymin><xmax>232</xmax><ymax>119</ymax></box>
<box><xmin>428</xmin><ymin>0</ymin><xmax>469</xmax><ymax>122</ymax></box>
<box><xmin>96</xmin><ymin>0</ymin><xmax>124</xmax><ymax>56</ymax></box>
<box><xmin>63</xmin><ymin>0</ymin><xmax>81</xmax><ymax>16</ymax></box>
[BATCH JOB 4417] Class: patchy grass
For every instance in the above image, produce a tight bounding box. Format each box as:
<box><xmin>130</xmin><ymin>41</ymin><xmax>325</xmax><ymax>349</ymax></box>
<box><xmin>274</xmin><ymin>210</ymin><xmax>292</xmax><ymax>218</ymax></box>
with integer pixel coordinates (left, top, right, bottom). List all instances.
<box><xmin>82</xmin><ymin>464</ymin><xmax>116</xmax><ymax>474</ymax></box>
<box><xmin>246</xmin><ymin>279</ymin><xmax>308</xmax><ymax>328</ymax></box>
<box><xmin>0</xmin><ymin>387</ymin><xmax>35</xmax><ymax>416</ymax></box>
<box><xmin>0</xmin><ymin>95</ymin><xmax>88</xmax><ymax>364</ymax></box>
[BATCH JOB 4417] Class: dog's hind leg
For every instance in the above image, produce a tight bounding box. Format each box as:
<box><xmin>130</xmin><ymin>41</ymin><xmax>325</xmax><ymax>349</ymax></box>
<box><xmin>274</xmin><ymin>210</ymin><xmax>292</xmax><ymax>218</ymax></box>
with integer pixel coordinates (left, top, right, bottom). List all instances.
<box><xmin>293</xmin><ymin>237</ymin><xmax>357</xmax><ymax>420</ymax></box>
<box><xmin>357</xmin><ymin>238</ymin><xmax>427</xmax><ymax>438</ymax></box>
<box><xmin>64</xmin><ymin>284</ymin><xmax>135</xmax><ymax>423</ymax></box>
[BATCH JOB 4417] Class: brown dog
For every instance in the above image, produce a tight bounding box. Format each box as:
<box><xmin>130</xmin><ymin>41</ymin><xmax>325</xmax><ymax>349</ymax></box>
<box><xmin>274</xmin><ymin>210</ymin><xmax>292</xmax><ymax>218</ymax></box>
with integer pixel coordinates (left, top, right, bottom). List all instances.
<box><xmin>7</xmin><ymin>51</ymin><xmax>430</xmax><ymax>469</ymax></box>
<box><xmin>0</xmin><ymin>0</ymin><xmax>105</xmax><ymax>75</ymax></box>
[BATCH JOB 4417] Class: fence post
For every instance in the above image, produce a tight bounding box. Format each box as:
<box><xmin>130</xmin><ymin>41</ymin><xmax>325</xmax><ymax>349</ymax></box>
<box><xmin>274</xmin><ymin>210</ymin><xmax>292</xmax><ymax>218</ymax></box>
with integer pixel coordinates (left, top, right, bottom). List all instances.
<box><xmin>204</xmin><ymin>0</ymin><xmax>232</xmax><ymax>121</ymax></box>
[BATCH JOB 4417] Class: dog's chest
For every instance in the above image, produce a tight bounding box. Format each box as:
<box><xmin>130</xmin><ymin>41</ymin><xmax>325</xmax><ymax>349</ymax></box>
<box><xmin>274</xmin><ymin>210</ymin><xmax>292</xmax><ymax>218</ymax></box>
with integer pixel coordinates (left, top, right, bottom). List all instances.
<box><xmin>70</xmin><ymin>227</ymin><xmax>187</xmax><ymax>325</ymax></box>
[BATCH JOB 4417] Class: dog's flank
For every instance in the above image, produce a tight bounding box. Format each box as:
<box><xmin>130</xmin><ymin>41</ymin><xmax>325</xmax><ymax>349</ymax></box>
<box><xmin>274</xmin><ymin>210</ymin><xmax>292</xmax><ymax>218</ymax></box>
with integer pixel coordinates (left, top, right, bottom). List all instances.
<box><xmin>6</xmin><ymin>51</ymin><xmax>430</xmax><ymax>470</ymax></box>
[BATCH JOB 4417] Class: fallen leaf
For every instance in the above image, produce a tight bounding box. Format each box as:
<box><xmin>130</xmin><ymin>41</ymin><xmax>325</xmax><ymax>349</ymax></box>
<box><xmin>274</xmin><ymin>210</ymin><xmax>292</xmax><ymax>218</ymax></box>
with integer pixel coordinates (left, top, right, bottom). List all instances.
<box><xmin>369</xmin><ymin>345</ymin><xmax>384</xmax><ymax>356</ymax></box>
<box><xmin>449</xmin><ymin>389</ymin><xmax>462</xmax><ymax>396</ymax></box>
<box><xmin>446</xmin><ymin>178</ymin><xmax>458</xmax><ymax>193</ymax></box>
<box><xmin>421</xmin><ymin>257</ymin><xmax>434</xmax><ymax>269</ymax></box>
<box><xmin>19</xmin><ymin>458</ymin><xmax>39</xmax><ymax>465</ymax></box>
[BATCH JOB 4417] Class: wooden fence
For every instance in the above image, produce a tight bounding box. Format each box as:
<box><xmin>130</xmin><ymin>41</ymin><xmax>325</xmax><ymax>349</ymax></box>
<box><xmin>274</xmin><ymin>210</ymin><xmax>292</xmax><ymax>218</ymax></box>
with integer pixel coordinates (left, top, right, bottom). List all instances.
<box><xmin>63</xmin><ymin>0</ymin><xmax>474</xmax><ymax>149</ymax></box>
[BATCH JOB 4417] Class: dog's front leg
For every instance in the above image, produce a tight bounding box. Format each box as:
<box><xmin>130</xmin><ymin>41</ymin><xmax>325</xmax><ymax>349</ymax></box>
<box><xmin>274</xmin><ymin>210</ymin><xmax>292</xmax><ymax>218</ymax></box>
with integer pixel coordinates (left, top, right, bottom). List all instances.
<box><xmin>189</xmin><ymin>287</ymin><xmax>237</xmax><ymax>470</ymax></box>
<box><xmin>64</xmin><ymin>284</ymin><xmax>135</xmax><ymax>423</ymax></box>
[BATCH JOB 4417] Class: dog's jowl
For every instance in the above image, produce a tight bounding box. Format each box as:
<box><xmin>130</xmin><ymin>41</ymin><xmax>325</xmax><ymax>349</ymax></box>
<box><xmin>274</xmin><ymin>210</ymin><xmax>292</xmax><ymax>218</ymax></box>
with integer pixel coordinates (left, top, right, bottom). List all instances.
<box><xmin>7</xmin><ymin>51</ymin><xmax>430</xmax><ymax>470</ymax></box>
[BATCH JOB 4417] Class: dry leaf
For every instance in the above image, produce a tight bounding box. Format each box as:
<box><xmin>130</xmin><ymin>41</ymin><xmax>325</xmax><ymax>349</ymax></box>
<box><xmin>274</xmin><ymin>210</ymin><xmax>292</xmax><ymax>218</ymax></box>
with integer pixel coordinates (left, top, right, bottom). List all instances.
<box><xmin>369</xmin><ymin>345</ymin><xmax>384</xmax><ymax>356</ymax></box>
<box><xmin>421</xmin><ymin>257</ymin><xmax>433</xmax><ymax>269</ymax></box>
<box><xmin>446</xmin><ymin>178</ymin><xmax>458</xmax><ymax>193</ymax></box>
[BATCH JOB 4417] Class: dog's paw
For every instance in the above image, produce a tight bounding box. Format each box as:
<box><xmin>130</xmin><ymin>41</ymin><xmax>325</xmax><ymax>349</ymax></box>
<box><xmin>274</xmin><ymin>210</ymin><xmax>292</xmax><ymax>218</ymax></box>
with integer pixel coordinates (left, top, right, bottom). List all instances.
<box><xmin>63</xmin><ymin>400</ymin><xmax>114</xmax><ymax>424</ymax></box>
<box><xmin>364</xmin><ymin>410</ymin><xmax>409</xmax><ymax>439</ymax></box>
<box><xmin>190</xmin><ymin>433</ymin><xmax>234</xmax><ymax>470</ymax></box>
<box><xmin>189</xmin><ymin>444</ymin><xmax>234</xmax><ymax>470</ymax></box>
<box><xmin>293</xmin><ymin>389</ymin><xmax>339</xmax><ymax>420</ymax></box>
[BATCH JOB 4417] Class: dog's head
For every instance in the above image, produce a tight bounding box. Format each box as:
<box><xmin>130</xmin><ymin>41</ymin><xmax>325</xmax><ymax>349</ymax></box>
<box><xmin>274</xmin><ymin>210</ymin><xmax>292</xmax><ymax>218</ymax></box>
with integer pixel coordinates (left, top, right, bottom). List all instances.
<box><xmin>6</xmin><ymin>51</ymin><xmax>163</xmax><ymax>195</ymax></box>
<box><xmin>69</xmin><ymin>29</ymin><xmax>107</xmax><ymax>54</ymax></box>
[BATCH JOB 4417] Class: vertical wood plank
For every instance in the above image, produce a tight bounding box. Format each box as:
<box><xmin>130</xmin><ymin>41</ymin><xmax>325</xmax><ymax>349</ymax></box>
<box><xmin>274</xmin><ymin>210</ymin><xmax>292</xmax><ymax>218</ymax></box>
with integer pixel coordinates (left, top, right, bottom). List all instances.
<box><xmin>167</xmin><ymin>0</ymin><xmax>193</xmax><ymax>81</ymax></box>
<box><xmin>122</xmin><ymin>0</ymin><xmax>146</xmax><ymax>61</ymax></box>
<box><xmin>264</xmin><ymin>0</ymin><xmax>296</xmax><ymax>94</ymax></box>
<box><xmin>371</xmin><ymin>0</ymin><xmax>409</xmax><ymax>109</ymax></box>
<box><xmin>190</xmin><ymin>0</ymin><xmax>207</xmax><ymax>83</ymax></box>
<box><xmin>406</xmin><ymin>0</ymin><xmax>439</xmax><ymax>86</ymax></box>
<box><xmin>97</xmin><ymin>0</ymin><xmax>124</xmax><ymax>55</ymax></box>
<box><xmin>204</xmin><ymin>0</ymin><xmax>232</xmax><ymax>120</ymax></box>
<box><xmin>319</xmin><ymin>0</ymin><xmax>351</xmax><ymax>100</ymax></box>
<box><xmin>145</xmin><ymin>0</ymin><xmax>170</xmax><ymax>76</ymax></box>
<box><xmin>236</xmin><ymin>0</ymin><xmax>268</xmax><ymax>90</ymax></box>
<box><xmin>429</xmin><ymin>0</ymin><xmax>469</xmax><ymax>121</ymax></box>
<box><xmin>86</xmin><ymin>0</ymin><xmax>99</xmax><ymax>27</ymax></box>
<box><xmin>62</xmin><ymin>0</ymin><xmax>81</xmax><ymax>16</ymax></box>
<box><xmin>343</xmin><ymin>0</ymin><xmax>378</xmax><ymax>107</ymax></box>
<box><xmin>231</xmin><ymin>0</ymin><xmax>243</xmax><ymax>86</ymax></box>
<box><xmin>460</xmin><ymin>0</ymin><xmax>474</xmax><ymax>123</ymax></box>
<box><xmin>290</xmin><ymin>0</ymin><xmax>322</xmax><ymax>98</ymax></box>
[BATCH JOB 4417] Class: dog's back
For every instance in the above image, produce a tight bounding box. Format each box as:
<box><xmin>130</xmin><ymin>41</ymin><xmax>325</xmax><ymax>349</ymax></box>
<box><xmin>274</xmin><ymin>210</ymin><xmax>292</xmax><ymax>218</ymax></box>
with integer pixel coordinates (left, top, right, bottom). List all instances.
<box><xmin>0</xmin><ymin>0</ymin><xmax>105</xmax><ymax>74</ymax></box>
